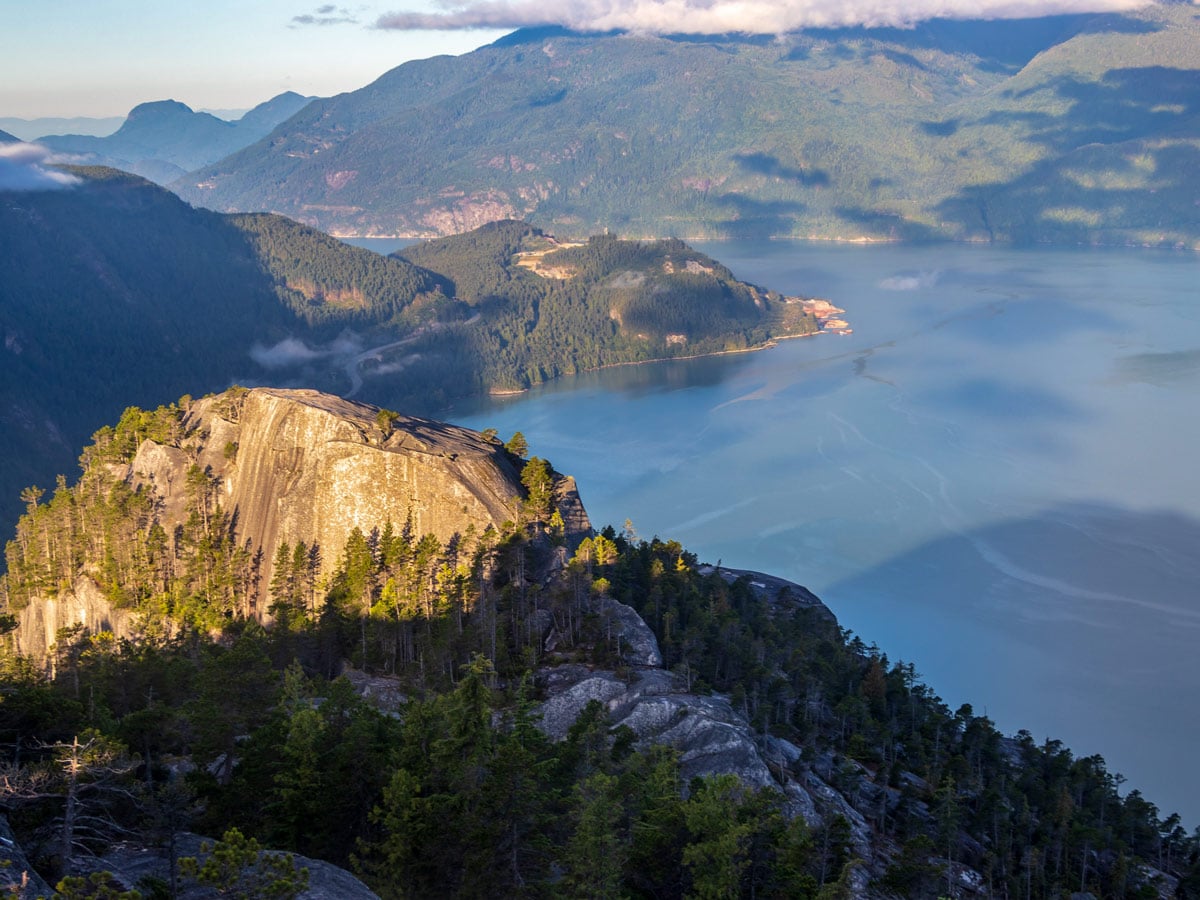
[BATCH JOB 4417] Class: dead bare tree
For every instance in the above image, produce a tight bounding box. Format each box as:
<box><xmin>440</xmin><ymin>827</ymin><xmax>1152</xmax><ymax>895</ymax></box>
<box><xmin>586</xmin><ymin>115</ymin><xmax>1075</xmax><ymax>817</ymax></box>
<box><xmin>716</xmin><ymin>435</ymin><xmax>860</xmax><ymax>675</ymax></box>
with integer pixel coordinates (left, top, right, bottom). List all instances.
<box><xmin>0</xmin><ymin>732</ymin><xmax>137</xmax><ymax>878</ymax></box>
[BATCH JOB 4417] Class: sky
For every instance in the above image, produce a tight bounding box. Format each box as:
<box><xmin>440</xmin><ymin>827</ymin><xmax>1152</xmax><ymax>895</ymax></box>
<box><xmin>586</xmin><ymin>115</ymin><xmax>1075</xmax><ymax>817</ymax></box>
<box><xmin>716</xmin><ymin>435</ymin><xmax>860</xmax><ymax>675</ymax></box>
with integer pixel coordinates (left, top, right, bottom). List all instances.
<box><xmin>1</xmin><ymin>2</ymin><xmax>509</xmax><ymax>120</ymax></box>
<box><xmin>3</xmin><ymin>0</ymin><xmax>1162</xmax><ymax>120</ymax></box>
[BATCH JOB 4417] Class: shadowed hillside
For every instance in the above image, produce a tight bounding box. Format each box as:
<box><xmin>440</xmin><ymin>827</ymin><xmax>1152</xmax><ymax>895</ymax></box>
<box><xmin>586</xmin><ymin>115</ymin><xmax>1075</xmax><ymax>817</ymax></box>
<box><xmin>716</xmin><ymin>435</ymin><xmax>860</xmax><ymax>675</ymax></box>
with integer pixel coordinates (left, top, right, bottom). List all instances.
<box><xmin>0</xmin><ymin>173</ymin><xmax>822</xmax><ymax>525</ymax></box>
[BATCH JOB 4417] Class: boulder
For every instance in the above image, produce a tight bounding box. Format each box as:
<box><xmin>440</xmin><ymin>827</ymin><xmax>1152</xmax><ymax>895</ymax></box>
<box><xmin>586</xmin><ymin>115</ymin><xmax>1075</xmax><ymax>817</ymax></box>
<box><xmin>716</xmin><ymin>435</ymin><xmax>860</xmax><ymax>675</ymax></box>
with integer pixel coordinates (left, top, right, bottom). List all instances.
<box><xmin>93</xmin><ymin>832</ymin><xmax>379</xmax><ymax>899</ymax></box>
<box><xmin>598</xmin><ymin>596</ymin><xmax>663</xmax><ymax>667</ymax></box>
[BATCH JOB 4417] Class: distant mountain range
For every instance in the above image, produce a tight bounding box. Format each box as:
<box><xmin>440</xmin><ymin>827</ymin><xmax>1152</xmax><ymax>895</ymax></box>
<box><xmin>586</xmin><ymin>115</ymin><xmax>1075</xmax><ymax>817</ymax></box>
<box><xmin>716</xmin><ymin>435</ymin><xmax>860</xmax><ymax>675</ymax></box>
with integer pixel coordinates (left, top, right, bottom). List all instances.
<box><xmin>0</xmin><ymin>129</ymin><xmax>18</xmax><ymax>144</ymax></box>
<box><xmin>0</xmin><ymin>115</ymin><xmax>125</xmax><ymax>141</ymax></box>
<box><xmin>36</xmin><ymin>92</ymin><xmax>313</xmax><ymax>184</ymax></box>
<box><xmin>173</xmin><ymin>7</ymin><xmax>1200</xmax><ymax>247</ymax></box>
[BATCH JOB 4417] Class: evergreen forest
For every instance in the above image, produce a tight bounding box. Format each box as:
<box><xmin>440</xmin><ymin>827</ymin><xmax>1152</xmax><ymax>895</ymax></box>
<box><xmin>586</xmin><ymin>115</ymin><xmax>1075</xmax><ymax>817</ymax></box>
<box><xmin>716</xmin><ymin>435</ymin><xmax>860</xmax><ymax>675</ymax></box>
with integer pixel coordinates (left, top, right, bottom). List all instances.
<box><xmin>2</xmin><ymin>399</ymin><xmax>1199</xmax><ymax>898</ymax></box>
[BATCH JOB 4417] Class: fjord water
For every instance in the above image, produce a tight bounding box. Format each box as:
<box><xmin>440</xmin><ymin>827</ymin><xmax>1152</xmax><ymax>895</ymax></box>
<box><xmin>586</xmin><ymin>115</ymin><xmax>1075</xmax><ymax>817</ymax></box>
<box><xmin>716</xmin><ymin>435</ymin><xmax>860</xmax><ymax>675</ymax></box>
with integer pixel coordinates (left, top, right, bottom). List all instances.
<box><xmin>445</xmin><ymin>241</ymin><xmax>1200</xmax><ymax>824</ymax></box>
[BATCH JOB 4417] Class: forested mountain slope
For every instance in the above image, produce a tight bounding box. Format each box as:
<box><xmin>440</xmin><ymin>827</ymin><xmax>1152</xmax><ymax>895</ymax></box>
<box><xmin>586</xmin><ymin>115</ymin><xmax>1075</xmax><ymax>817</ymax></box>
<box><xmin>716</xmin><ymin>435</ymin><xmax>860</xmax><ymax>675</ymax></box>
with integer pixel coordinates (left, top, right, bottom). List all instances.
<box><xmin>388</xmin><ymin>219</ymin><xmax>827</xmax><ymax>401</ymax></box>
<box><xmin>0</xmin><ymin>168</ymin><xmax>304</xmax><ymax>526</ymax></box>
<box><xmin>1</xmin><ymin>391</ymin><xmax>1197</xmax><ymax>898</ymax></box>
<box><xmin>0</xmin><ymin>171</ymin><xmax>822</xmax><ymax>525</ymax></box>
<box><xmin>176</xmin><ymin>6</ymin><xmax>1200</xmax><ymax>246</ymax></box>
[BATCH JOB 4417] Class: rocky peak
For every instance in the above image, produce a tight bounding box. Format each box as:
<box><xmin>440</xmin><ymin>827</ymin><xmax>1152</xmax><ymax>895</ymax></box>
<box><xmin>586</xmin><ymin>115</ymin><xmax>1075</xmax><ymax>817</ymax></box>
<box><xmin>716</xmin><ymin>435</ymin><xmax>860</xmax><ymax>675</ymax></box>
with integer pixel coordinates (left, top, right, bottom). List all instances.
<box><xmin>9</xmin><ymin>387</ymin><xmax>590</xmax><ymax>659</ymax></box>
<box><xmin>131</xmin><ymin>387</ymin><xmax>588</xmax><ymax>603</ymax></box>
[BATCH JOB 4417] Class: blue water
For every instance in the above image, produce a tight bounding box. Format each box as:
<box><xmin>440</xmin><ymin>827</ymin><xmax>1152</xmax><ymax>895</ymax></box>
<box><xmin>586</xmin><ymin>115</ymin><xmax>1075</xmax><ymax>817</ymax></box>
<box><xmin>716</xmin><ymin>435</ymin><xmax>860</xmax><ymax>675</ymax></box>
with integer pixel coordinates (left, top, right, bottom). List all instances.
<box><xmin>439</xmin><ymin>241</ymin><xmax>1200</xmax><ymax>824</ymax></box>
<box><xmin>340</xmin><ymin>236</ymin><xmax>419</xmax><ymax>255</ymax></box>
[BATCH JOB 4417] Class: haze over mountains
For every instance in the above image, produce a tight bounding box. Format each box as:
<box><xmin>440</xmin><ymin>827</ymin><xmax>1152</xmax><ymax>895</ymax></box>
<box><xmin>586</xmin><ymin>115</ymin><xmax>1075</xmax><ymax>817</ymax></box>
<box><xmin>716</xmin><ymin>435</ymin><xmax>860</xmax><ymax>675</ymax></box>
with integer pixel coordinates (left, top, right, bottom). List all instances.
<box><xmin>172</xmin><ymin>6</ymin><xmax>1200</xmax><ymax>246</ymax></box>
<box><xmin>0</xmin><ymin>116</ymin><xmax>125</xmax><ymax>141</ymax></box>
<box><xmin>35</xmin><ymin>92</ymin><xmax>313</xmax><ymax>184</ymax></box>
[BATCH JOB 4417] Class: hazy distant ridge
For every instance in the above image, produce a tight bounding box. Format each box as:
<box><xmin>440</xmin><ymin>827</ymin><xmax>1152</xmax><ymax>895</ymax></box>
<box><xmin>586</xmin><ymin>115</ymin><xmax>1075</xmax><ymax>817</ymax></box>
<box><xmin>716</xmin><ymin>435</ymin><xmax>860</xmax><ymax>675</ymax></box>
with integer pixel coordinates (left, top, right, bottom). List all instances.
<box><xmin>37</xmin><ymin>91</ymin><xmax>313</xmax><ymax>184</ymax></box>
<box><xmin>0</xmin><ymin>115</ymin><xmax>125</xmax><ymax>141</ymax></box>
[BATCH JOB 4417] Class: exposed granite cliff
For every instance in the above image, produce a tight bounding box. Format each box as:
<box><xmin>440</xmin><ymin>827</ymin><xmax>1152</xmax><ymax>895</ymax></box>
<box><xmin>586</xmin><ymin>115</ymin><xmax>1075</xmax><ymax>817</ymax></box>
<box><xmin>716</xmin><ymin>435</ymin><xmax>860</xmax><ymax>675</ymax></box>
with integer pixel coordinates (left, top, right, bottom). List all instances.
<box><xmin>135</xmin><ymin>388</ymin><xmax>589</xmax><ymax>590</ymax></box>
<box><xmin>10</xmin><ymin>387</ymin><xmax>590</xmax><ymax>659</ymax></box>
<box><xmin>11</xmin><ymin>578</ymin><xmax>141</xmax><ymax>671</ymax></box>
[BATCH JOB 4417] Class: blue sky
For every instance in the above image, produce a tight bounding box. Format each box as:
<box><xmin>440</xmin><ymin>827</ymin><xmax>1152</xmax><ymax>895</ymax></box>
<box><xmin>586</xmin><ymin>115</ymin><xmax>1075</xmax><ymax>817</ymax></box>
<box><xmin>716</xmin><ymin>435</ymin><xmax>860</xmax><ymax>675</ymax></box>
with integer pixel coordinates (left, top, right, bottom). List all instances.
<box><xmin>3</xmin><ymin>0</ymin><xmax>1164</xmax><ymax>120</ymax></box>
<box><xmin>1</xmin><ymin>2</ymin><xmax>508</xmax><ymax>119</ymax></box>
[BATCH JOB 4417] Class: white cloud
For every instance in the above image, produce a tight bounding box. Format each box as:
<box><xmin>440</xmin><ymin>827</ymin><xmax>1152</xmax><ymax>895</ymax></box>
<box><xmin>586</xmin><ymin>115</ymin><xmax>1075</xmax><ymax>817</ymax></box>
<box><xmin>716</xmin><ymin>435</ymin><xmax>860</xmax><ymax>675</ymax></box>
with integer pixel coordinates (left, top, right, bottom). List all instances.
<box><xmin>292</xmin><ymin>4</ymin><xmax>360</xmax><ymax>27</ymax></box>
<box><xmin>0</xmin><ymin>143</ymin><xmax>81</xmax><ymax>191</ymax></box>
<box><xmin>250</xmin><ymin>333</ymin><xmax>365</xmax><ymax>369</ymax></box>
<box><xmin>251</xmin><ymin>337</ymin><xmax>329</xmax><ymax>369</ymax></box>
<box><xmin>375</xmin><ymin>0</ymin><xmax>1157</xmax><ymax>33</ymax></box>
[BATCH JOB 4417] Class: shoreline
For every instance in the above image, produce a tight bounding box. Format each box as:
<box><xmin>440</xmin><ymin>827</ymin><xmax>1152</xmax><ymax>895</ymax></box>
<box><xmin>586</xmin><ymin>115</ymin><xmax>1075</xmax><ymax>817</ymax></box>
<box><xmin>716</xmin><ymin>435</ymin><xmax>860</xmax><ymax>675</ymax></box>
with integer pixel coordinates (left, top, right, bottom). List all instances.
<box><xmin>486</xmin><ymin>322</ymin><xmax>850</xmax><ymax>397</ymax></box>
<box><xmin>336</xmin><ymin>231</ymin><xmax>1200</xmax><ymax>254</ymax></box>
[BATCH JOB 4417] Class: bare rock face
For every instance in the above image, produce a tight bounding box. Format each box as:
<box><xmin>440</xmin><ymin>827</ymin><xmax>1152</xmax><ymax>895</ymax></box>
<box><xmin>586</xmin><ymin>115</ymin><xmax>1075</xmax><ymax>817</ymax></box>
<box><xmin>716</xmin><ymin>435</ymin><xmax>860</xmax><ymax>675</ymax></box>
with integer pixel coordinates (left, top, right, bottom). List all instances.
<box><xmin>537</xmin><ymin>666</ymin><xmax>774</xmax><ymax>789</ymax></box>
<box><xmin>92</xmin><ymin>832</ymin><xmax>380</xmax><ymax>900</ymax></box>
<box><xmin>12</xmin><ymin>577</ymin><xmax>140</xmax><ymax>668</ymax></box>
<box><xmin>12</xmin><ymin>387</ymin><xmax>591</xmax><ymax>659</ymax></box>
<box><xmin>132</xmin><ymin>387</ymin><xmax>590</xmax><ymax>603</ymax></box>
<box><xmin>598</xmin><ymin>596</ymin><xmax>663</xmax><ymax>667</ymax></box>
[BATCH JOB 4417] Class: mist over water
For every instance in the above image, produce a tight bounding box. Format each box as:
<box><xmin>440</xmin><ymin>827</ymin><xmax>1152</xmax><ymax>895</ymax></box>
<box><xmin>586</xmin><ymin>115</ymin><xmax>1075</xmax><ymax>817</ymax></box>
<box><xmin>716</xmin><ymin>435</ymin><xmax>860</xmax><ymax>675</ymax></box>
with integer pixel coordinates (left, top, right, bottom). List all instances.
<box><xmin>442</xmin><ymin>241</ymin><xmax>1200</xmax><ymax>825</ymax></box>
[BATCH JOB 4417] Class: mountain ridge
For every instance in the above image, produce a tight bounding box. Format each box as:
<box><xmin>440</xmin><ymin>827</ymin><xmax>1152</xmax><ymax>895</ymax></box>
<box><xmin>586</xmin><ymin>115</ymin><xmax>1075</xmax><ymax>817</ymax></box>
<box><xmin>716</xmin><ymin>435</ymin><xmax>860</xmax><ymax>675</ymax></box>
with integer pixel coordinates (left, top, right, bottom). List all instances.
<box><xmin>175</xmin><ymin>7</ymin><xmax>1200</xmax><ymax>246</ymax></box>
<box><xmin>37</xmin><ymin>92</ymin><xmax>314</xmax><ymax>184</ymax></box>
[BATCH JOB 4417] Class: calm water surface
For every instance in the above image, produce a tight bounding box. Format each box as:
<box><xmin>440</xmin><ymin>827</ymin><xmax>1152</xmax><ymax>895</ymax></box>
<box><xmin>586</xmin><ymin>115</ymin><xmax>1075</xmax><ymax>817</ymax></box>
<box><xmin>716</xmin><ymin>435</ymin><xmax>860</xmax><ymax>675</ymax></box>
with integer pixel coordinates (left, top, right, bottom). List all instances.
<box><xmin>440</xmin><ymin>241</ymin><xmax>1200</xmax><ymax>824</ymax></box>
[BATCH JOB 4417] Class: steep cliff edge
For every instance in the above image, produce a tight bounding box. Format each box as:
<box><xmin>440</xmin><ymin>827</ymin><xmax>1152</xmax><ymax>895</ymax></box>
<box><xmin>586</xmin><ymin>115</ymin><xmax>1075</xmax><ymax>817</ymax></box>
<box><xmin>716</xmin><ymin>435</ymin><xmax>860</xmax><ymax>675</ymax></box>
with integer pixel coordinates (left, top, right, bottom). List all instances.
<box><xmin>134</xmin><ymin>388</ymin><xmax>588</xmax><ymax>588</ymax></box>
<box><xmin>6</xmin><ymin>387</ymin><xmax>590</xmax><ymax>660</ymax></box>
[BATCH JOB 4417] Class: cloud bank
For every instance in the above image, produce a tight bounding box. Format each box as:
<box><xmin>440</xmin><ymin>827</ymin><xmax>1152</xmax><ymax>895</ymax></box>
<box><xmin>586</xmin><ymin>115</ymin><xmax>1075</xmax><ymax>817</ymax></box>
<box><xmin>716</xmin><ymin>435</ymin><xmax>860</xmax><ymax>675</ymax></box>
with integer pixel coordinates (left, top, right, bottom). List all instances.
<box><xmin>879</xmin><ymin>270</ymin><xmax>941</xmax><ymax>290</ymax></box>
<box><xmin>375</xmin><ymin>0</ymin><xmax>1158</xmax><ymax>32</ymax></box>
<box><xmin>0</xmin><ymin>143</ymin><xmax>81</xmax><ymax>192</ymax></box>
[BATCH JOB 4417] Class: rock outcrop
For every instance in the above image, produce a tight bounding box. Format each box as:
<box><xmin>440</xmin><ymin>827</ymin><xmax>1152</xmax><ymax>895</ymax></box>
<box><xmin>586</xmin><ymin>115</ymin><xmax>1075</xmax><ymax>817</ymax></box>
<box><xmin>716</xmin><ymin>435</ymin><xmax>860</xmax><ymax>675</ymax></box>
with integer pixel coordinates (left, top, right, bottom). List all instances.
<box><xmin>532</xmin><ymin>579</ymin><xmax>965</xmax><ymax>898</ymax></box>
<box><xmin>0</xmin><ymin>815</ymin><xmax>53</xmax><ymax>899</ymax></box>
<box><xmin>10</xmin><ymin>387</ymin><xmax>591</xmax><ymax>659</ymax></box>
<box><xmin>11</xmin><ymin>577</ymin><xmax>140</xmax><ymax>672</ymax></box>
<box><xmin>90</xmin><ymin>832</ymin><xmax>379</xmax><ymax>900</ymax></box>
<box><xmin>536</xmin><ymin>579</ymin><xmax>831</xmax><ymax>800</ymax></box>
<box><xmin>135</xmin><ymin>388</ymin><xmax>590</xmax><ymax>594</ymax></box>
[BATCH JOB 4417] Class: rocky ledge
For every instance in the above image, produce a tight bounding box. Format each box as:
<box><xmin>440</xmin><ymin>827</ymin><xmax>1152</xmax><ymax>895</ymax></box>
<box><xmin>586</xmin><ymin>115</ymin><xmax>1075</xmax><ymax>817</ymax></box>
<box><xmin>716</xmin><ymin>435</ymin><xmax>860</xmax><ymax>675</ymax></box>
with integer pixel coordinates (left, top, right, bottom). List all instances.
<box><xmin>131</xmin><ymin>388</ymin><xmax>589</xmax><ymax>600</ymax></box>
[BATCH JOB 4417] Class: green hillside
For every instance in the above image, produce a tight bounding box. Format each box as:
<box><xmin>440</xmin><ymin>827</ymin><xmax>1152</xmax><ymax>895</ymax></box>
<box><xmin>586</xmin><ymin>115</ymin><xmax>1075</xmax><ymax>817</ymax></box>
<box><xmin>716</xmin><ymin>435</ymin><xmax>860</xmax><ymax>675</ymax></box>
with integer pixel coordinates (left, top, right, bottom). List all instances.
<box><xmin>0</xmin><ymin>168</ymin><xmax>298</xmax><ymax>524</ymax></box>
<box><xmin>0</xmin><ymin>173</ymin><xmax>816</xmax><ymax>524</ymax></box>
<box><xmin>2</xmin><ymin>395</ymin><xmax>1197</xmax><ymax>897</ymax></box>
<box><xmin>175</xmin><ymin>7</ymin><xmax>1200</xmax><ymax>246</ymax></box>
<box><xmin>390</xmin><ymin>220</ymin><xmax>820</xmax><ymax>401</ymax></box>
